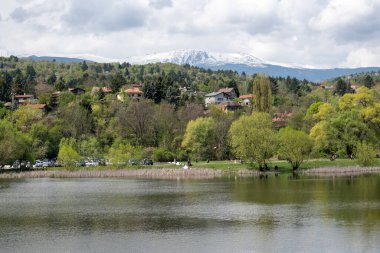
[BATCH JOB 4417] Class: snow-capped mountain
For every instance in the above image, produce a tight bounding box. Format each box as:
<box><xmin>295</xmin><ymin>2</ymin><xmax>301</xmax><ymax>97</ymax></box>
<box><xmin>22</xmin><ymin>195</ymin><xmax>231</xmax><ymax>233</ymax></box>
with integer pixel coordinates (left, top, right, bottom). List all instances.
<box><xmin>126</xmin><ymin>49</ymin><xmax>265</xmax><ymax>67</ymax></box>
<box><xmin>28</xmin><ymin>49</ymin><xmax>380</xmax><ymax>82</ymax></box>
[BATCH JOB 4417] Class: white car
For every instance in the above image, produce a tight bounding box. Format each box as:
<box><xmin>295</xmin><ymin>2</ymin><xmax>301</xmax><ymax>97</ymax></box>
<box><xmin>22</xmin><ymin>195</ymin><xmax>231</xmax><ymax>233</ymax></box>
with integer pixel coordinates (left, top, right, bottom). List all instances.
<box><xmin>33</xmin><ymin>160</ymin><xmax>43</xmax><ymax>168</ymax></box>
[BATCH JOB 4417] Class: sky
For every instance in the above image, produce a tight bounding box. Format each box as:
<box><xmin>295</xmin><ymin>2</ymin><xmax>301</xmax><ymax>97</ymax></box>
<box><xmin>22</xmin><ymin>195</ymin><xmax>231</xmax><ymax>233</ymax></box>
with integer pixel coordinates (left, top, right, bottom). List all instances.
<box><xmin>1</xmin><ymin>0</ymin><xmax>380</xmax><ymax>68</ymax></box>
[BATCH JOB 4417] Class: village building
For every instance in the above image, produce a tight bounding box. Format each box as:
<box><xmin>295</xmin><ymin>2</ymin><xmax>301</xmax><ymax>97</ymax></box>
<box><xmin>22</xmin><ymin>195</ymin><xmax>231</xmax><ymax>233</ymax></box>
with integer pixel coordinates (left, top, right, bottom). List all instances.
<box><xmin>14</xmin><ymin>94</ymin><xmax>35</xmax><ymax>104</ymax></box>
<box><xmin>25</xmin><ymin>103</ymin><xmax>49</xmax><ymax>113</ymax></box>
<box><xmin>204</xmin><ymin>87</ymin><xmax>237</xmax><ymax>107</ymax></box>
<box><xmin>68</xmin><ymin>87</ymin><xmax>85</xmax><ymax>95</ymax></box>
<box><xmin>239</xmin><ymin>94</ymin><xmax>254</xmax><ymax>106</ymax></box>
<box><xmin>220</xmin><ymin>101</ymin><xmax>242</xmax><ymax>112</ymax></box>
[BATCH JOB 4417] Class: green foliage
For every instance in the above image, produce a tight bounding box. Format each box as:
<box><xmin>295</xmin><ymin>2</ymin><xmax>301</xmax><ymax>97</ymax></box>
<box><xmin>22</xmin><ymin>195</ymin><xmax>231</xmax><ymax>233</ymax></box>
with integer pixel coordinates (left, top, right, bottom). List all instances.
<box><xmin>253</xmin><ymin>75</ymin><xmax>272</xmax><ymax>113</ymax></box>
<box><xmin>356</xmin><ymin>142</ymin><xmax>376</xmax><ymax>167</ymax></box>
<box><xmin>334</xmin><ymin>78</ymin><xmax>352</xmax><ymax>96</ymax></box>
<box><xmin>182</xmin><ymin>117</ymin><xmax>216</xmax><ymax>160</ymax></box>
<box><xmin>229</xmin><ymin>112</ymin><xmax>276</xmax><ymax>170</ymax></box>
<box><xmin>0</xmin><ymin>120</ymin><xmax>32</xmax><ymax>166</ymax></box>
<box><xmin>277</xmin><ymin>127</ymin><xmax>313</xmax><ymax>170</ymax></box>
<box><xmin>58</xmin><ymin>139</ymin><xmax>80</xmax><ymax>167</ymax></box>
<box><xmin>153</xmin><ymin>148</ymin><xmax>175</xmax><ymax>162</ymax></box>
<box><xmin>58</xmin><ymin>92</ymin><xmax>76</xmax><ymax>107</ymax></box>
<box><xmin>106</xmin><ymin>142</ymin><xmax>143</xmax><ymax>165</ymax></box>
<box><xmin>13</xmin><ymin>106</ymin><xmax>43</xmax><ymax>132</ymax></box>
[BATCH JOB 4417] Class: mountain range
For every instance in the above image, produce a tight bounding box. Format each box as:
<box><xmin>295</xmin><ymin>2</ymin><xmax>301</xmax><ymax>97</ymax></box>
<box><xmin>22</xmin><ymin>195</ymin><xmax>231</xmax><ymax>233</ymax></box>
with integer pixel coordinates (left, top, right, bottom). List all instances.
<box><xmin>29</xmin><ymin>50</ymin><xmax>380</xmax><ymax>82</ymax></box>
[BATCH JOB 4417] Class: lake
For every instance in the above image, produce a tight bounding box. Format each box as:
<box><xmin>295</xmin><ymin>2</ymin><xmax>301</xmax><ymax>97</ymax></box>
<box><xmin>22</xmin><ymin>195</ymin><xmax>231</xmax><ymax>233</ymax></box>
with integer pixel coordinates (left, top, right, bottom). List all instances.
<box><xmin>1</xmin><ymin>174</ymin><xmax>380</xmax><ymax>253</ymax></box>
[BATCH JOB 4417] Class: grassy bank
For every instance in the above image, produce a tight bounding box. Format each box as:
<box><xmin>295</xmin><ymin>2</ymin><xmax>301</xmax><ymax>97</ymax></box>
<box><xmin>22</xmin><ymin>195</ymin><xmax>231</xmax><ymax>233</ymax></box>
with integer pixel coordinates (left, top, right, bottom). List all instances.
<box><xmin>174</xmin><ymin>158</ymin><xmax>380</xmax><ymax>172</ymax></box>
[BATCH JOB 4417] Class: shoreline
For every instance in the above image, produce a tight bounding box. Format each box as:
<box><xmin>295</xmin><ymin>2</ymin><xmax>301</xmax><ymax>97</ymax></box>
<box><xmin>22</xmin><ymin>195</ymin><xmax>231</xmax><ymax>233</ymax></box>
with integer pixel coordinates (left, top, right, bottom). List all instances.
<box><xmin>1</xmin><ymin>166</ymin><xmax>380</xmax><ymax>180</ymax></box>
<box><xmin>304</xmin><ymin>166</ymin><xmax>380</xmax><ymax>176</ymax></box>
<box><xmin>0</xmin><ymin>168</ymin><xmax>260</xmax><ymax>180</ymax></box>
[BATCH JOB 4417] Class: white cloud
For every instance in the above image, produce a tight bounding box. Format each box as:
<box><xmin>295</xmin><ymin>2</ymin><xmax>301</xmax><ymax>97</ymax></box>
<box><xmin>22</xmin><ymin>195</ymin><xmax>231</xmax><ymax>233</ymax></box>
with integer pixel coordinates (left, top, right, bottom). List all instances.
<box><xmin>1</xmin><ymin>0</ymin><xmax>380</xmax><ymax>67</ymax></box>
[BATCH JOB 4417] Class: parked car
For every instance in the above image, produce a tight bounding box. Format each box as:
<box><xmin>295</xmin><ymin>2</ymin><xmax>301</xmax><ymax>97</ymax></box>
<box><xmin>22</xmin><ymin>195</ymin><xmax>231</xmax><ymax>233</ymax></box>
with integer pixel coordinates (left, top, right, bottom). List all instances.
<box><xmin>33</xmin><ymin>160</ymin><xmax>43</xmax><ymax>168</ymax></box>
<box><xmin>42</xmin><ymin>159</ymin><xmax>53</xmax><ymax>168</ymax></box>
<box><xmin>128</xmin><ymin>159</ymin><xmax>140</xmax><ymax>165</ymax></box>
<box><xmin>143</xmin><ymin>159</ymin><xmax>154</xmax><ymax>165</ymax></box>
<box><xmin>77</xmin><ymin>160</ymin><xmax>86</xmax><ymax>167</ymax></box>
<box><xmin>85</xmin><ymin>160</ymin><xmax>100</xmax><ymax>166</ymax></box>
<box><xmin>12</xmin><ymin>160</ymin><xmax>32</xmax><ymax>170</ymax></box>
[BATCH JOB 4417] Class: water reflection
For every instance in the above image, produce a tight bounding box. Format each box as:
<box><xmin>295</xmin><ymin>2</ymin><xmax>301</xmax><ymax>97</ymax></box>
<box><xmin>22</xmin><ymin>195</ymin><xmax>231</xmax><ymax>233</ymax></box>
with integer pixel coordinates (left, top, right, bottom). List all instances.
<box><xmin>0</xmin><ymin>175</ymin><xmax>379</xmax><ymax>253</ymax></box>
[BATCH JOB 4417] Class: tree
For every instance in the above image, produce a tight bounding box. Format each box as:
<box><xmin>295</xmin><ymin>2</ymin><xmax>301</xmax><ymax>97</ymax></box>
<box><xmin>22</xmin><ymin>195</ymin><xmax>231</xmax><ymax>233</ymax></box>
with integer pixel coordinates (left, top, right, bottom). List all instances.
<box><xmin>356</xmin><ymin>142</ymin><xmax>376</xmax><ymax>167</ymax></box>
<box><xmin>277</xmin><ymin>127</ymin><xmax>313</xmax><ymax>171</ymax></box>
<box><xmin>110</xmin><ymin>72</ymin><xmax>125</xmax><ymax>93</ymax></box>
<box><xmin>143</xmin><ymin>75</ymin><xmax>165</xmax><ymax>103</ymax></box>
<box><xmin>334</xmin><ymin>78</ymin><xmax>352</xmax><ymax>96</ymax></box>
<box><xmin>106</xmin><ymin>141</ymin><xmax>142</xmax><ymax>166</ymax></box>
<box><xmin>182</xmin><ymin>117</ymin><xmax>216</xmax><ymax>161</ymax></box>
<box><xmin>58</xmin><ymin>102</ymin><xmax>93</xmax><ymax>138</ymax></box>
<box><xmin>0</xmin><ymin>120</ymin><xmax>31</xmax><ymax>167</ymax></box>
<box><xmin>13</xmin><ymin>106</ymin><xmax>43</xmax><ymax>132</ymax></box>
<box><xmin>363</xmin><ymin>75</ymin><xmax>375</xmax><ymax>88</ymax></box>
<box><xmin>253</xmin><ymin>75</ymin><xmax>272</xmax><ymax>112</ymax></box>
<box><xmin>209</xmin><ymin>106</ymin><xmax>235</xmax><ymax>160</ymax></box>
<box><xmin>229</xmin><ymin>112</ymin><xmax>276</xmax><ymax>170</ymax></box>
<box><xmin>310</xmin><ymin>110</ymin><xmax>376</xmax><ymax>157</ymax></box>
<box><xmin>117</xmin><ymin>99</ymin><xmax>155</xmax><ymax>146</ymax></box>
<box><xmin>58</xmin><ymin>139</ymin><xmax>80</xmax><ymax>167</ymax></box>
<box><xmin>81</xmin><ymin>61</ymin><xmax>88</xmax><ymax>72</ymax></box>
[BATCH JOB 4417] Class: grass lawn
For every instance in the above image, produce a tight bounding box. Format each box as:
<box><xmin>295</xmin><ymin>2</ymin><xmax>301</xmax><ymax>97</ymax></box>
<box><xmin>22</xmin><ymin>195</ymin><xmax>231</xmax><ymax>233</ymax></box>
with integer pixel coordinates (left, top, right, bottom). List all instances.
<box><xmin>46</xmin><ymin>158</ymin><xmax>380</xmax><ymax>173</ymax></box>
<box><xmin>188</xmin><ymin>158</ymin><xmax>380</xmax><ymax>172</ymax></box>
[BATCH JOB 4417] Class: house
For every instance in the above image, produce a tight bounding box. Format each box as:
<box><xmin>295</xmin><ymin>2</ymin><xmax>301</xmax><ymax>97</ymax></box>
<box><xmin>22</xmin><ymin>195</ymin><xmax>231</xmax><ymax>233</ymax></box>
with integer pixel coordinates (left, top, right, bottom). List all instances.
<box><xmin>118</xmin><ymin>86</ymin><xmax>143</xmax><ymax>102</ymax></box>
<box><xmin>320</xmin><ymin>85</ymin><xmax>334</xmax><ymax>91</ymax></box>
<box><xmin>14</xmin><ymin>94</ymin><xmax>35</xmax><ymax>104</ymax></box>
<box><xmin>100</xmin><ymin>87</ymin><xmax>112</xmax><ymax>94</ymax></box>
<box><xmin>220</xmin><ymin>101</ymin><xmax>241</xmax><ymax>112</ymax></box>
<box><xmin>350</xmin><ymin>84</ymin><xmax>360</xmax><ymax>91</ymax></box>
<box><xmin>204</xmin><ymin>87</ymin><xmax>237</xmax><ymax>107</ymax></box>
<box><xmin>239</xmin><ymin>94</ymin><xmax>254</xmax><ymax>106</ymax></box>
<box><xmin>272</xmin><ymin>112</ymin><xmax>292</xmax><ymax>128</ymax></box>
<box><xmin>68</xmin><ymin>87</ymin><xmax>85</xmax><ymax>95</ymax></box>
<box><xmin>25</xmin><ymin>104</ymin><xmax>49</xmax><ymax>113</ymax></box>
<box><xmin>125</xmin><ymin>87</ymin><xmax>143</xmax><ymax>99</ymax></box>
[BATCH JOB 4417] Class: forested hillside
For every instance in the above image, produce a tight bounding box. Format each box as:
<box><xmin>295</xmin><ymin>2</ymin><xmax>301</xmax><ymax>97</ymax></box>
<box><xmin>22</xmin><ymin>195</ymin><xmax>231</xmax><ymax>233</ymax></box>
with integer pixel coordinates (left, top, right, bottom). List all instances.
<box><xmin>1</xmin><ymin>55</ymin><xmax>379</xmax><ymax>169</ymax></box>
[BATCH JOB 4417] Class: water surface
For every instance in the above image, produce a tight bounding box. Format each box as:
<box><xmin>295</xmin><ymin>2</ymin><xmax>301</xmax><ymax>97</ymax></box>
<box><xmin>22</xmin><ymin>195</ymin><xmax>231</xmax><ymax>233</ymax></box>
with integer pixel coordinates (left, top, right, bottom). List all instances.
<box><xmin>0</xmin><ymin>174</ymin><xmax>380</xmax><ymax>253</ymax></box>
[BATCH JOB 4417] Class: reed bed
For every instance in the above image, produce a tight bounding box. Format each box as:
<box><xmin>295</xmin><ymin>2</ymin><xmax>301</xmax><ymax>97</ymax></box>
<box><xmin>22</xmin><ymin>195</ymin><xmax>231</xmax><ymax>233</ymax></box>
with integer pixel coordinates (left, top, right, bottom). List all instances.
<box><xmin>304</xmin><ymin>166</ymin><xmax>380</xmax><ymax>176</ymax></box>
<box><xmin>0</xmin><ymin>168</ymin><xmax>260</xmax><ymax>180</ymax></box>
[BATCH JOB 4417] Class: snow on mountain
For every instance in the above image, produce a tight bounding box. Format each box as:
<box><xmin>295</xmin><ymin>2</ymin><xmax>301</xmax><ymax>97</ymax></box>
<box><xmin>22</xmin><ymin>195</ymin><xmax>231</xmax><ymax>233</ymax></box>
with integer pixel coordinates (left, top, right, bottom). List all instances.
<box><xmin>126</xmin><ymin>49</ymin><xmax>265</xmax><ymax>67</ymax></box>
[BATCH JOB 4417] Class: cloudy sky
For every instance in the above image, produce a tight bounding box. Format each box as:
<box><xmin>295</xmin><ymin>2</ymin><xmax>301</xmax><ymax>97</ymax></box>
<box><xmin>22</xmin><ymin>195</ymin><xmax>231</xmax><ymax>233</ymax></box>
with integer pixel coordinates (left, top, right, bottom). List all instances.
<box><xmin>1</xmin><ymin>0</ymin><xmax>380</xmax><ymax>68</ymax></box>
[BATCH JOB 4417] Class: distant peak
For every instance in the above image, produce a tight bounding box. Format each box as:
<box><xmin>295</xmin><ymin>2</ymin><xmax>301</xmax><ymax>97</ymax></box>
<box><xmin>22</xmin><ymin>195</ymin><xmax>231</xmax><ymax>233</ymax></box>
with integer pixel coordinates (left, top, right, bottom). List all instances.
<box><xmin>126</xmin><ymin>49</ymin><xmax>265</xmax><ymax>67</ymax></box>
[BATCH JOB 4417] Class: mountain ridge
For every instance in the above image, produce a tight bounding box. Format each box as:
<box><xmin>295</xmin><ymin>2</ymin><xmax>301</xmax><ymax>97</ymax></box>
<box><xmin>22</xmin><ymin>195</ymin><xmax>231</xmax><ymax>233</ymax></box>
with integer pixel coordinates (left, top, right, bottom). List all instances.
<box><xmin>26</xmin><ymin>50</ymin><xmax>380</xmax><ymax>82</ymax></box>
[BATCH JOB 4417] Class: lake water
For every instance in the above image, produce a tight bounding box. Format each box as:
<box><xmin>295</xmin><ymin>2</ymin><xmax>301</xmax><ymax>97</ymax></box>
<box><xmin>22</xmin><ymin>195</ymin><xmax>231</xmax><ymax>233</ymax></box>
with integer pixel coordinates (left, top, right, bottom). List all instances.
<box><xmin>1</xmin><ymin>174</ymin><xmax>380</xmax><ymax>253</ymax></box>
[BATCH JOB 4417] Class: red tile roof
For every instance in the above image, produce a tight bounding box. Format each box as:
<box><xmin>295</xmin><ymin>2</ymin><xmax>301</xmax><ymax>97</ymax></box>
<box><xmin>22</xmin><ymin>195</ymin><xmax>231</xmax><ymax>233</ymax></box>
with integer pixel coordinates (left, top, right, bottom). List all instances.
<box><xmin>25</xmin><ymin>104</ymin><xmax>47</xmax><ymax>109</ymax></box>
<box><xmin>126</xmin><ymin>87</ymin><xmax>142</xmax><ymax>94</ymax></box>
<box><xmin>239</xmin><ymin>94</ymin><xmax>254</xmax><ymax>99</ymax></box>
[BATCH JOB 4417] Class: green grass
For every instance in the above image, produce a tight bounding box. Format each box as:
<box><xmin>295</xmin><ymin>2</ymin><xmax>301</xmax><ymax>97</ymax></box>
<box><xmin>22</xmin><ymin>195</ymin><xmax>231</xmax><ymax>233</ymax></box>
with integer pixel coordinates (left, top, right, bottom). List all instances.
<box><xmin>187</xmin><ymin>158</ymin><xmax>380</xmax><ymax>172</ymax></box>
<box><xmin>47</xmin><ymin>158</ymin><xmax>380</xmax><ymax>173</ymax></box>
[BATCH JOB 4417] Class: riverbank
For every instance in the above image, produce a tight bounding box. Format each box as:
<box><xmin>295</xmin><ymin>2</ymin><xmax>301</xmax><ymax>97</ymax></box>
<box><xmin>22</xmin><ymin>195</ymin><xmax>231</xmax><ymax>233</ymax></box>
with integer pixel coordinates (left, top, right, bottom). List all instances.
<box><xmin>304</xmin><ymin>166</ymin><xmax>380</xmax><ymax>176</ymax></box>
<box><xmin>0</xmin><ymin>168</ymin><xmax>260</xmax><ymax>180</ymax></box>
<box><xmin>2</xmin><ymin>165</ymin><xmax>380</xmax><ymax>180</ymax></box>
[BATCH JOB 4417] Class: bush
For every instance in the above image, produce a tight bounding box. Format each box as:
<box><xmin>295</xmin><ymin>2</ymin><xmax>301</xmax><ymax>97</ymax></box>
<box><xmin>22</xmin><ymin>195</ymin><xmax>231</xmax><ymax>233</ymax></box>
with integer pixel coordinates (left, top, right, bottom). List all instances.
<box><xmin>356</xmin><ymin>142</ymin><xmax>376</xmax><ymax>167</ymax></box>
<box><xmin>153</xmin><ymin>148</ymin><xmax>174</xmax><ymax>162</ymax></box>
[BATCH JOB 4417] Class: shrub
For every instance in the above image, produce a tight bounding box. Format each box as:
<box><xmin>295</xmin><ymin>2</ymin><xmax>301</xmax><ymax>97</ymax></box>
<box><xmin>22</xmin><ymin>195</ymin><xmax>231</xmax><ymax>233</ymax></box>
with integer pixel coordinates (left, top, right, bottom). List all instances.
<box><xmin>356</xmin><ymin>142</ymin><xmax>376</xmax><ymax>167</ymax></box>
<box><xmin>153</xmin><ymin>148</ymin><xmax>174</xmax><ymax>162</ymax></box>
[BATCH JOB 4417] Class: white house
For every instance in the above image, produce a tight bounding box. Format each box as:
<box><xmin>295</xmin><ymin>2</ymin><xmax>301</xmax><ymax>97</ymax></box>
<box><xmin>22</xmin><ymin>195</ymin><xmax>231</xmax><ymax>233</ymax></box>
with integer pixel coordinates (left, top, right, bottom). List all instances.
<box><xmin>204</xmin><ymin>88</ymin><xmax>237</xmax><ymax>107</ymax></box>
